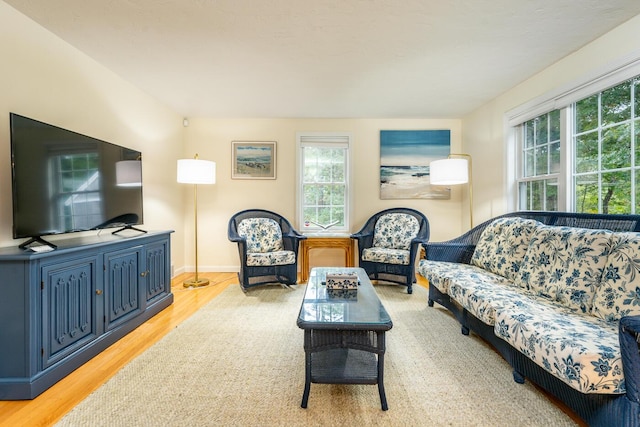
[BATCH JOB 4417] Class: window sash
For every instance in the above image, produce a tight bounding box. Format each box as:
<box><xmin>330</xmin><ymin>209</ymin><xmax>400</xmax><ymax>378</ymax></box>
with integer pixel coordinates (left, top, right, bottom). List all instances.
<box><xmin>297</xmin><ymin>133</ymin><xmax>351</xmax><ymax>233</ymax></box>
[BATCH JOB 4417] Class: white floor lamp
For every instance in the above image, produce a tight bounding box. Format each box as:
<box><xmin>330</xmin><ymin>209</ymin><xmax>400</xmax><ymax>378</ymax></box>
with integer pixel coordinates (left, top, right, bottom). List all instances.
<box><xmin>177</xmin><ymin>154</ymin><xmax>216</xmax><ymax>287</ymax></box>
<box><xmin>429</xmin><ymin>153</ymin><xmax>473</xmax><ymax>228</ymax></box>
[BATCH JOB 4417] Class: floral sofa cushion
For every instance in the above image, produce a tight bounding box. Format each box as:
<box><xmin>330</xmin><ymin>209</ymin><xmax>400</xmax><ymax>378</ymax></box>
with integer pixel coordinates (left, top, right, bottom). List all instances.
<box><xmin>361</xmin><ymin>213</ymin><xmax>420</xmax><ymax>266</ymax></box>
<box><xmin>495</xmin><ymin>298</ymin><xmax>624</xmax><ymax>395</ymax></box>
<box><xmin>416</xmin><ymin>260</ymin><xmax>465</xmax><ymax>294</ymax></box>
<box><xmin>470</xmin><ymin>217</ymin><xmax>542</xmax><ymax>281</ymax></box>
<box><xmin>237</xmin><ymin>218</ymin><xmax>284</xmax><ymax>253</ymax></box>
<box><xmin>246</xmin><ymin>250</ymin><xmax>295</xmax><ymax>267</ymax></box>
<box><xmin>515</xmin><ymin>225</ymin><xmax>612</xmax><ymax>312</ymax></box>
<box><xmin>446</xmin><ymin>265</ymin><xmax>528</xmax><ymax>325</ymax></box>
<box><xmin>592</xmin><ymin>232</ymin><xmax>640</xmax><ymax>321</ymax></box>
<box><xmin>362</xmin><ymin>247</ymin><xmax>410</xmax><ymax>265</ymax></box>
<box><xmin>372</xmin><ymin>213</ymin><xmax>420</xmax><ymax>250</ymax></box>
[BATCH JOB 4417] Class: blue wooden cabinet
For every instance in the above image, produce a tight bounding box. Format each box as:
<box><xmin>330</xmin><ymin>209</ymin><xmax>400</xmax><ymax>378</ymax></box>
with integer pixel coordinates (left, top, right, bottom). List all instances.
<box><xmin>0</xmin><ymin>231</ymin><xmax>173</xmax><ymax>399</ymax></box>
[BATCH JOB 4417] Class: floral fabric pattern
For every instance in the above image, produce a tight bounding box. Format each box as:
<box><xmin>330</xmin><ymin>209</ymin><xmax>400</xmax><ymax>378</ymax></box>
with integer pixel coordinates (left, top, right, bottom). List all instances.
<box><xmin>515</xmin><ymin>226</ymin><xmax>612</xmax><ymax>313</ymax></box>
<box><xmin>238</xmin><ymin>218</ymin><xmax>296</xmax><ymax>266</ymax></box>
<box><xmin>592</xmin><ymin>232</ymin><xmax>640</xmax><ymax>321</ymax></box>
<box><xmin>372</xmin><ymin>213</ymin><xmax>420</xmax><ymax>250</ymax></box>
<box><xmin>237</xmin><ymin>218</ymin><xmax>284</xmax><ymax>253</ymax></box>
<box><xmin>445</xmin><ymin>266</ymin><xmax>523</xmax><ymax>325</ymax></box>
<box><xmin>420</xmin><ymin>221</ymin><xmax>638</xmax><ymax>395</ymax></box>
<box><xmin>471</xmin><ymin>218</ymin><xmax>543</xmax><ymax>281</ymax></box>
<box><xmin>246</xmin><ymin>250</ymin><xmax>295</xmax><ymax>266</ymax></box>
<box><xmin>362</xmin><ymin>247</ymin><xmax>410</xmax><ymax>265</ymax></box>
<box><xmin>417</xmin><ymin>260</ymin><xmax>463</xmax><ymax>293</ymax></box>
<box><xmin>495</xmin><ymin>299</ymin><xmax>624</xmax><ymax>394</ymax></box>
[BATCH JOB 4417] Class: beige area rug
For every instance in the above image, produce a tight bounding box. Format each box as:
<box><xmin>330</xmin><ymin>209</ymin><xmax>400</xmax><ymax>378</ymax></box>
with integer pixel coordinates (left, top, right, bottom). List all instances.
<box><xmin>56</xmin><ymin>283</ymin><xmax>577</xmax><ymax>427</ymax></box>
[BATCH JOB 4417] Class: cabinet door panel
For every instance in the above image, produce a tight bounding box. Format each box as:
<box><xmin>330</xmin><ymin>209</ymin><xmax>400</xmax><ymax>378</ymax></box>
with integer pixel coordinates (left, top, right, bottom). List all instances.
<box><xmin>42</xmin><ymin>257</ymin><xmax>97</xmax><ymax>368</ymax></box>
<box><xmin>145</xmin><ymin>241</ymin><xmax>169</xmax><ymax>302</ymax></box>
<box><xmin>105</xmin><ymin>248</ymin><xmax>142</xmax><ymax>330</ymax></box>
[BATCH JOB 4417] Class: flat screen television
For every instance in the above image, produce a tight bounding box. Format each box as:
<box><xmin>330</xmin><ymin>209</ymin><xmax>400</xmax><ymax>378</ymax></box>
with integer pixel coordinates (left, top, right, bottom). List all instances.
<box><xmin>10</xmin><ymin>113</ymin><xmax>144</xmax><ymax>248</ymax></box>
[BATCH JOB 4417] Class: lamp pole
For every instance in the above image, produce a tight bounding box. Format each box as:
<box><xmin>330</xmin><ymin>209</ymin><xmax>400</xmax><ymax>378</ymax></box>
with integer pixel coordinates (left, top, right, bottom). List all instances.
<box><xmin>177</xmin><ymin>153</ymin><xmax>216</xmax><ymax>287</ymax></box>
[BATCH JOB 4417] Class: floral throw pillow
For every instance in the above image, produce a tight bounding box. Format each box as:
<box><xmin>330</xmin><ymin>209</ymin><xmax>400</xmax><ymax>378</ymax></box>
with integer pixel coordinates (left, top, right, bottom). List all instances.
<box><xmin>592</xmin><ymin>232</ymin><xmax>640</xmax><ymax>321</ymax></box>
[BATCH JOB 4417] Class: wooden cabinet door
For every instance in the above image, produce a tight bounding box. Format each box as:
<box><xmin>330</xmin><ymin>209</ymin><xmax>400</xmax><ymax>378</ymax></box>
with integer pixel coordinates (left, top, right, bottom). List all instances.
<box><xmin>42</xmin><ymin>257</ymin><xmax>98</xmax><ymax>368</ymax></box>
<box><xmin>104</xmin><ymin>247</ymin><xmax>143</xmax><ymax>330</ymax></box>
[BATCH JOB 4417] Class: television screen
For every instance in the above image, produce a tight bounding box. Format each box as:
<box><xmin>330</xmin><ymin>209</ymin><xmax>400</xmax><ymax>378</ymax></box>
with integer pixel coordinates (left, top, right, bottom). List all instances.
<box><xmin>10</xmin><ymin>113</ymin><xmax>144</xmax><ymax>242</ymax></box>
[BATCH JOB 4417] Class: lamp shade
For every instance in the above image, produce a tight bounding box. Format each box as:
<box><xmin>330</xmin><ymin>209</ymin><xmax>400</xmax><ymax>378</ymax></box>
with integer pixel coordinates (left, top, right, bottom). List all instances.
<box><xmin>177</xmin><ymin>158</ymin><xmax>216</xmax><ymax>184</ymax></box>
<box><xmin>429</xmin><ymin>158</ymin><xmax>469</xmax><ymax>185</ymax></box>
<box><xmin>116</xmin><ymin>160</ymin><xmax>142</xmax><ymax>187</ymax></box>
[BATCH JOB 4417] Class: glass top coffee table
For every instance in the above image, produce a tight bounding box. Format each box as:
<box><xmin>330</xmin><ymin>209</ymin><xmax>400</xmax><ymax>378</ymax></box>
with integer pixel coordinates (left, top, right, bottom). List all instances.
<box><xmin>296</xmin><ymin>267</ymin><xmax>393</xmax><ymax>410</ymax></box>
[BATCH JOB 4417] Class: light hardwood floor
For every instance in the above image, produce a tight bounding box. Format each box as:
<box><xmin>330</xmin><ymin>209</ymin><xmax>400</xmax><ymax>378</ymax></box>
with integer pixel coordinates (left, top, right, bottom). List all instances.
<box><xmin>0</xmin><ymin>272</ymin><xmax>237</xmax><ymax>427</ymax></box>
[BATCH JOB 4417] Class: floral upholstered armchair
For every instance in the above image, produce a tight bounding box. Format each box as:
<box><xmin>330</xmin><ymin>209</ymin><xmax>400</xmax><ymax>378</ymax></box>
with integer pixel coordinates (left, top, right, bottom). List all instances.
<box><xmin>351</xmin><ymin>208</ymin><xmax>430</xmax><ymax>294</ymax></box>
<box><xmin>228</xmin><ymin>209</ymin><xmax>306</xmax><ymax>292</ymax></box>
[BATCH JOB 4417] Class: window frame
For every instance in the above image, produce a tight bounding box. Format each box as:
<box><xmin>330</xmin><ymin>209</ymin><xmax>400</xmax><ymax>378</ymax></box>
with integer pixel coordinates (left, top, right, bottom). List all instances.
<box><xmin>296</xmin><ymin>132</ymin><xmax>352</xmax><ymax>234</ymax></box>
<box><xmin>507</xmin><ymin>53</ymin><xmax>640</xmax><ymax>213</ymax></box>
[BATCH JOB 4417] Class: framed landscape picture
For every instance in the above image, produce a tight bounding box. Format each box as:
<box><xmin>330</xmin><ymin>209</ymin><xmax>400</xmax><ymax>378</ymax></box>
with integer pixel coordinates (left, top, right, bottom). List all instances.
<box><xmin>231</xmin><ymin>141</ymin><xmax>277</xmax><ymax>179</ymax></box>
<box><xmin>380</xmin><ymin>130</ymin><xmax>451</xmax><ymax>199</ymax></box>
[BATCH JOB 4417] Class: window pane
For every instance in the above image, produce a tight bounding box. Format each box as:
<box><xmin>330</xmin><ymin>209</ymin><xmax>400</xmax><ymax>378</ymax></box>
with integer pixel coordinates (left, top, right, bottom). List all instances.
<box><xmin>601</xmin><ymin>123</ymin><xmax>631</xmax><ymax>170</ymax></box>
<box><xmin>575</xmin><ymin>94</ymin><xmax>599</xmax><ymax>133</ymax></box>
<box><xmin>637</xmin><ymin>170</ymin><xmax>640</xmax><ymax>215</ymax></box>
<box><xmin>524</xmin><ymin>122</ymin><xmax>534</xmax><ymax>149</ymax></box>
<box><xmin>535</xmin><ymin>114</ymin><xmax>548</xmax><ymax>144</ymax></box>
<box><xmin>635</xmin><ymin>79</ymin><xmax>640</xmax><ymax>119</ymax></box>
<box><xmin>602</xmin><ymin>80</ymin><xmax>632</xmax><ymax>126</ymax></box>
<box><xmin>602</xmin><ymin>171</ymin><xmax>631</xmax><ymax>214</ymax></box>
<box><xmin>549</xmin><ymin>110</ymin><xmax>561</xmax><ymax>141</ymax></box>
<box><xmin>535</xmin><ymin>145</ymin><xmax>548</xmax><ymax>175</ymax></box>
<box><xmin>550</xmin><ymin>142</ymin><xmax>561</xmax><ymax>173</ymax></box>
<box><xmin>546</xmin><ymin>180</ymin><xmax>558</xmax><ymax>211</ymax></box>
<box><xmin>531</xmin><ymin>181</ymin><xmax>543</xmax><ymax>210</ymax></box>
<box><xmin>636</xmin><ymin>118</ymin><xmax>640</xmax><ymax>167</ymax></box>
<box><xmin>524</xmin><ymin>148</ymin><xmax>534</xmax><ymax>177</ymax></box>
<box><xmin>575</xmin><ymin>132</ymin><xmax>599</xmax><ymax>173</ymax></box>
<box><xmin>575</xmin><ymin>174</ymin><xmax>599</xmax><ymax>213</ymax></box>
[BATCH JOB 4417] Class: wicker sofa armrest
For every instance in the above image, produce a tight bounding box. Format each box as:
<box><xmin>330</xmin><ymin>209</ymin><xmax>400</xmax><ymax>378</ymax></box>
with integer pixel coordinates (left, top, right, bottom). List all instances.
<box><xmin>620</xmin><ymin>316</ymin><xmax>640</xmax><ymax>404</ymax></box>
<box><xmin>423</xmin><ymin>242</ymin><xmax>475</xmax><ymax>264</ymax></box>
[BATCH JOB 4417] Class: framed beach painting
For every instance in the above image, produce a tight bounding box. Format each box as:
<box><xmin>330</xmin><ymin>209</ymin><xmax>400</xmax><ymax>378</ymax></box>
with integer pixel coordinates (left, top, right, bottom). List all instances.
<box><xmin>231</xmin><ymin>141</ymin><xmax>277</xmax><ymax>179</ymax></box>
<box><xmin>380</xmin><ymin>130</ymin><xmax>451</xmax><ymax>199</ymax></box>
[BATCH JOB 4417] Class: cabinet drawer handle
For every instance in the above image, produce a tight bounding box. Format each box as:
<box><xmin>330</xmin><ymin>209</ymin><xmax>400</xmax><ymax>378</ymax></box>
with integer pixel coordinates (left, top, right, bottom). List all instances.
<box><xmin>96</xmin><ymin>289</ymin><xmax>103</xmax><ymax>295</ymax></box>
<box><xmin>140</xmin><ymin>271</ymin><xmax>149</xmax><ymax>277</ymax></box>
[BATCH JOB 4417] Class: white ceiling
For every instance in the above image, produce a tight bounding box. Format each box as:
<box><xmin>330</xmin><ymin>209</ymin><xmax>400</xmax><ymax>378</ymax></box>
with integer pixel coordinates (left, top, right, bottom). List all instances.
<box><xmin>5</xmin><ymin>0</ymin><xmax>640</xmax><ymax>118</ymax></box>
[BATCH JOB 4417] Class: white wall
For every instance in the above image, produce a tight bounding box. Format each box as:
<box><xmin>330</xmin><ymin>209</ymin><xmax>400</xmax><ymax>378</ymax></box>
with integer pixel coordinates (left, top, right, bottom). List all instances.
<box><xmin>182</xmin><ymin>118</ymin><xmax>463</xmax><ymax>272</ymax></box>
<box><xmin>0</xmin><ymin>3</ymin><xmax>186</xmax><ymax>270</ymax></box>
<box><xmin>464</xmin><ymin>14</ymin><xmax>640</xmax><ymax>223</ymax></box>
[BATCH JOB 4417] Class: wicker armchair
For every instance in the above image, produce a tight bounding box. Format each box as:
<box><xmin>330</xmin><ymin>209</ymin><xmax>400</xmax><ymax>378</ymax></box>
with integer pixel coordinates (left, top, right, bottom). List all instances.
<box><xmin>228</xmin><ymin>209</ymin><xmax>306</xmax><ymax>292</ymax></box>
<box><xmin>351</xmin><ymin>208</ymin><xmax>430</xmax><ymax>294</ymax></box>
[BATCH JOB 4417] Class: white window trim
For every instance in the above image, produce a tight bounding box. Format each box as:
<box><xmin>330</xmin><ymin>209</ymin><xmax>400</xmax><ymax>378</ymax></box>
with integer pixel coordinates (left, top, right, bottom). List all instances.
<box><xmin>506</xmin><ymin>49</ymin><xmax>640</xmax><ymax>126</ymax></box>
<box><xmin>296</xmin><ymin>132</ymin><xmax>353</xmax><ymax>233</ymax></box>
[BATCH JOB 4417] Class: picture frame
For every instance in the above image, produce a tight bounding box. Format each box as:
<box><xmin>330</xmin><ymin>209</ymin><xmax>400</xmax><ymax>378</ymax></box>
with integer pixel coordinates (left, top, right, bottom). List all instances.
<box><xmin>380</xmin><ymin>129</ymin><xmax>451</xmax><ymax>199</ymax></box>
<box><xmin>231</xmin><ymin>141</ymin><xmax>277</xmax><ymax>179</ymax></box>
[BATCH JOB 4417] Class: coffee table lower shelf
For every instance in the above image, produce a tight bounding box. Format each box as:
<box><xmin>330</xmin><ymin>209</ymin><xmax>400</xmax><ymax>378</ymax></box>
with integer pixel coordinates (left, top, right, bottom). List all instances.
<box><xmin>310</xmin><ymin>348</ymin><xmax>378</xmax><ymax>384</ymax></box>
<box><xmin>300</xmin><ymin>330</ymin><xmax>389</xmax><ymax>411</ymax></box>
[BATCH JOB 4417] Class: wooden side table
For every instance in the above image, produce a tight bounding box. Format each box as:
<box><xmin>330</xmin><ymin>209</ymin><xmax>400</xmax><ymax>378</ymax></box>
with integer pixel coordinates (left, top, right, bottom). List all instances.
<box><xmin>300</xmin><ymin>234</ymin><xmax>355</xmax><ymax>282</ymax></box>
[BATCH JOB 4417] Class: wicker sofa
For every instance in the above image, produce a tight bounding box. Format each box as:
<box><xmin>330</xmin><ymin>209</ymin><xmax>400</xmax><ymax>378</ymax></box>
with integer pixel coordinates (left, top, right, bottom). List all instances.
<box><xmin>417</xmin><ymin>211</ymin><xmax>640</xmax><ymax>427</ymax></box>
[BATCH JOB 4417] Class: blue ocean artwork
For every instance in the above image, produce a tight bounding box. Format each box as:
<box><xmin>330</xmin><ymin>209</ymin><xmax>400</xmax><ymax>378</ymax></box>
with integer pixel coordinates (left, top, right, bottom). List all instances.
<box><xmin>380</xmin><ymin>130</ymin><xmax>450</xmax><ymax>199</ymax></box>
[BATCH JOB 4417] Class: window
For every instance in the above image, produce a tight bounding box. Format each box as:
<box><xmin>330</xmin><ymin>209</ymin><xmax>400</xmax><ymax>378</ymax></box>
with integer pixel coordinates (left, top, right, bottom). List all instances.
<box><xmin>297</xmin><ymin>133</ymin><xmax>351</xmax><ymax>233</ymax></box>
<box><xmin>518</xmin><ymin>110</ymin><xmax>561</xmax><ymax>211</ymax></box>
<box><xmin>573</xmin><ymin>80</ymin><xmax>638</xmax><ymax>213</ymax></box>
<box><xmin>515</xmin><ymin>76</ymin><xmax>640</xmax><ymax>214</ymax></box>
<box><xmin>54</xmin><ymin>152</ymin><xmax>102</xmax><ymax>231</ymax></box>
